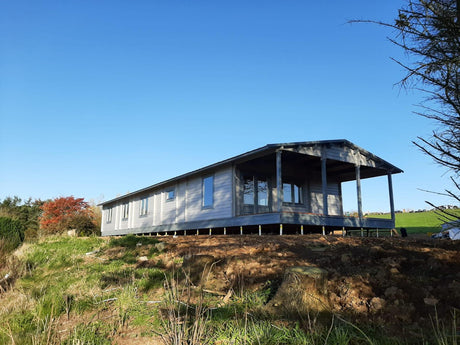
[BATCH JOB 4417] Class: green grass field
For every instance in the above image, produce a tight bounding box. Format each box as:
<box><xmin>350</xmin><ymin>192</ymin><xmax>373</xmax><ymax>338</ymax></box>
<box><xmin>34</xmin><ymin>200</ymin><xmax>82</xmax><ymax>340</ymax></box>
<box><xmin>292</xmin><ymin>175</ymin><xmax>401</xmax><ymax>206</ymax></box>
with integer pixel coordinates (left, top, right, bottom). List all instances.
<box><xmin>371</xmin><ymin>209</ymin><xmax>460</xmax><ymax>234</ymax></box>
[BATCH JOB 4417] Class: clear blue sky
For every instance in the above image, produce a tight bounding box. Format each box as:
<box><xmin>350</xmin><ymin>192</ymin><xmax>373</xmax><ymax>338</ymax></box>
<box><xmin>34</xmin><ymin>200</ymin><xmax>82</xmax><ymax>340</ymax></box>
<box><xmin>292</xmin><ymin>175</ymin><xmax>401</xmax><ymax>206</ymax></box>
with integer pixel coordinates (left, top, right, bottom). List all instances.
<box><xmin>0</xmin><ymin>1</ymin><xmax>455</xmax><ymax>212</ymax></box>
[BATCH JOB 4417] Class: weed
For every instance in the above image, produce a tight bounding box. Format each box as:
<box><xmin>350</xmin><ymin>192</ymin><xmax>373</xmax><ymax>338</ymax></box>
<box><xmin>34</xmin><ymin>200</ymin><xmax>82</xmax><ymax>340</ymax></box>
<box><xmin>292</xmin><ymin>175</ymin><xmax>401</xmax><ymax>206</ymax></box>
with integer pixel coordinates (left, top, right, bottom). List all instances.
<box><xmin>431</xmin><ymin>307</ymin><xmax>459</xmax><ymax>345</ymax></box>
<box><xmin>62</xmin><ymin>321</ymin><xmax>111</xmax><ymax>345</ymax></box>
<box><xmin>158</xmin><ymin>270</ymin><xmax>212</xmax><ymax>345</ymax></box>
<box><xmin>108</xmin><ymin>234</ymin><xmax>158</xmax><ymax>249</ymax></box>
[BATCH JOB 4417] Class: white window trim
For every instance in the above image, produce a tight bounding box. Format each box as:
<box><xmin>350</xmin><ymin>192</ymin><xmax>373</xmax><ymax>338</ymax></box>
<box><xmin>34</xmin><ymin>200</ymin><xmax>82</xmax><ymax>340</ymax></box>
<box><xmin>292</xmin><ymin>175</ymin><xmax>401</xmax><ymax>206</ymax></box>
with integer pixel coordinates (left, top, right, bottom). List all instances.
<box><xmin>166</xmin><ymin>188</ymin><xmax>175</xmax><ymax>202</ymax></box>
<box><xmin>122</xmin><ymin>202</ymin><xmax>129</xmax><ymax>220</ymax></box>
<box><xmin>202</xmin><ymin>175</ymin><xmax>214</xmax><ymax>209</ymax></box>
<box><xmin>106</xmin><ymin>208</ymin><xmax>113</xmax><ymax>223</ymax></box>
<box><xmin>139</xmin><ymin>197</ymin><xmax>148</xmax><ymax>217</ymax></box>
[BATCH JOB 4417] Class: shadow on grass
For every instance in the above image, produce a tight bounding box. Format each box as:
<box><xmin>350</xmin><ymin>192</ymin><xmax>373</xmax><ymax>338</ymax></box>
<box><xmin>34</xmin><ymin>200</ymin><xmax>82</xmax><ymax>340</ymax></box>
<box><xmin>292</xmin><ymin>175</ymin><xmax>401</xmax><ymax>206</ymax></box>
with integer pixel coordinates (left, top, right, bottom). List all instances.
<box><xmin>404</xmin><ymin>226</ymin><xmax>441</xmax><ymax>234</ymax></box>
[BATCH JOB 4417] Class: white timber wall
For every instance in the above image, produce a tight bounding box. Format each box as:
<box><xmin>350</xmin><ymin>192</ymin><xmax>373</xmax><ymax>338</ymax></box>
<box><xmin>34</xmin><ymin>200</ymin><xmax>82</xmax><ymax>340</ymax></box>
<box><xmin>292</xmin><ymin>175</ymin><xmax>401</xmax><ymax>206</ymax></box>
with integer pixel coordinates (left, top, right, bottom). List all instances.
<box><xmin>101</xmin><ymin>166</ymin><xmax>233</xmax><ymax>235</ymax></box>
<box><xmin>309</xmin><ymin>180</ymin><xmax>342</xmax><ymax>216</ymax></box>
<box><xmin>185</xmin><ymin>168</ymin><xmax>233</xmax><ymax>222</ymax></box>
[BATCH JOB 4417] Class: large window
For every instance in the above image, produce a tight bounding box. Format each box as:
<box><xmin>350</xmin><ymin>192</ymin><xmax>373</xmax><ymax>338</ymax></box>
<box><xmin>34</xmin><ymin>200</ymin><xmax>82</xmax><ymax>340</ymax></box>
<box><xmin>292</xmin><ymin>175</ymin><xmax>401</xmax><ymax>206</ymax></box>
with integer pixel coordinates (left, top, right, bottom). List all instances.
<box><xmin>243</xmin><ymin>177</ymin><xmax>255</xmax><ymax>205</ymax></box>
<box><xmin>122</xmin><ymin>202</ymin><xmax>129</xmax><ymax>220</ymax></box>
<box><xmin>202</xmin><ymin>175</ymin><xmax>214</xmax><ymax>208</ymax></box>
<box><xmin>257</xmin><ymin>180</ymin><xmax>268</xmax><ymax>206</ymax></box>
<box><xmin>106</xmin><ymin>208</ymin><xmax>113</xmax><ymax>223</ymax></box>
<box><xmin>243</xmin><ymin>176</ymin><xmax>269</xmax><ymax>213</ymax></box>
<box><xmin>139</xmin><ymin>197</ymin><xmax>148</xmax><ymax>216</ymax></box>
<box><xmin>283</xmin><ymin>182</ymin><xmax>303</xmax><ymax>204</ymax></box>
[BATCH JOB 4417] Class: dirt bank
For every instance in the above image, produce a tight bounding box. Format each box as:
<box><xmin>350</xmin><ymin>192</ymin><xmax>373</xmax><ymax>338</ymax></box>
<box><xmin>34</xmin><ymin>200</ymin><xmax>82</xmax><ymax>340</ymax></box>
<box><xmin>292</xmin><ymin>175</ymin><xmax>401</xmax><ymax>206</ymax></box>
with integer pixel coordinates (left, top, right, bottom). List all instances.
<box><xmin>159</xmin><ymin>234</ymin><xmax>460</xmax><ymax>337</ymax></box>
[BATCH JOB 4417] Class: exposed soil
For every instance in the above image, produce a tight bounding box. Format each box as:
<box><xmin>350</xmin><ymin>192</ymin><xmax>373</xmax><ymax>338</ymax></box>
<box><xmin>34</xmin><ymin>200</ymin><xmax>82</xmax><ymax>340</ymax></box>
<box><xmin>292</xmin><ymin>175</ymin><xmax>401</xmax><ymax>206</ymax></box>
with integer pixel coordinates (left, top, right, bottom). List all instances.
<box><xmin>158</xmin><ymin>234</ymin><xmax>460</xmax><ymax>338</ymax></box>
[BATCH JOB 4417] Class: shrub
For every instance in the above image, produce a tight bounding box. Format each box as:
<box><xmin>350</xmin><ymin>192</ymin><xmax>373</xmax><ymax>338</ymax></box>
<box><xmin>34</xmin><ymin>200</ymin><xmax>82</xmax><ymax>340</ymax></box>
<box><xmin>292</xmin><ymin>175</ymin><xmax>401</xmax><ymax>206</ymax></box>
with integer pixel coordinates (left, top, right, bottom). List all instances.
<box><xmin>0</xmin><ymin>217</ymin><xmax>25</xmax><ymax>250</ymax></box>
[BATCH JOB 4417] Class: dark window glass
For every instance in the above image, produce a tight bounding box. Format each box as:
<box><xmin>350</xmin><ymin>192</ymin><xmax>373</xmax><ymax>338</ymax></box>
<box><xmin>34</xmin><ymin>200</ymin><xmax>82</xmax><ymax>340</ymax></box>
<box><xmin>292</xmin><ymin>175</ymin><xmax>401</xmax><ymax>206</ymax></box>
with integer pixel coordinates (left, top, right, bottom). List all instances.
<box><xmin>243</xmin><ymin>178</ymin><xmax>254</xmax><ymax>205</ymax></box>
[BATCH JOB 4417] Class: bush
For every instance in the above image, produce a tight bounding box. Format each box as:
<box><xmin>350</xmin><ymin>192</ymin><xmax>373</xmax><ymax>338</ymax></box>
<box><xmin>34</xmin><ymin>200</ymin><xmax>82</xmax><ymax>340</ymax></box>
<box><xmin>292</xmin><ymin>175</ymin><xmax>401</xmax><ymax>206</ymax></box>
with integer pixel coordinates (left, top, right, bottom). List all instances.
<box><xmin>67</xmin><ymin>214</ymin><xmax>100</xmax><ymax>237</ymax></box>
<box><xmin>0</xmin><ymin>217</ymin><xmax>25</xmax><ymax>249</ymax></box>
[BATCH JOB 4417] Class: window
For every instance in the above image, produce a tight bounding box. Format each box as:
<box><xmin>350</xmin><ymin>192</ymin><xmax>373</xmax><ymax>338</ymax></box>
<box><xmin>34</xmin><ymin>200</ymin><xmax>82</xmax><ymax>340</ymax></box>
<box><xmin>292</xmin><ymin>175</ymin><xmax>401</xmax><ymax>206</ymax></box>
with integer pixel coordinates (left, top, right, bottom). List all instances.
<box><xmin>122</xmin><ymin>202</ymin><xmax>129</xmax><ymax>220</ymax></box>
<box><xmin>243</xmin><ymin>177</ymin><xmax>255</xmax><ymax>205</ymax></box>
<box><xmin>106</xmin><ymin>208</ymin><xmax>113</xmax><ymax>223</ymax></box>
<box><xmin>283</xmin><ymin>182</ymin><xmax>303</xmax><ymax>204</ymax></box>
<box><xmin>257</xmin><ymin>179</ymin><xmax>268</xmax><ymax>206</ymax></box>
<box><xmin>243</xmin><ymin>176</ymin><xmax>269</xmax><ymax>212</ymax></box>
<box><xmin>166</xmin><ymin>189</ymin><xmax>175</xmax><ymax>201</ymax></box>
<box><xmin>202</xmin><ymin>175</ymin><xmax>214</xmax><ymax>208</ymax></box>
<box><xmin>139</xmin><ymin>197</ymin><xmax>148</xmax><ymax>216</ymax></box>
<box><xmin>283</xmin><ymin>183</ymin><xmax>292</xmax><ymax>203</ymax></box>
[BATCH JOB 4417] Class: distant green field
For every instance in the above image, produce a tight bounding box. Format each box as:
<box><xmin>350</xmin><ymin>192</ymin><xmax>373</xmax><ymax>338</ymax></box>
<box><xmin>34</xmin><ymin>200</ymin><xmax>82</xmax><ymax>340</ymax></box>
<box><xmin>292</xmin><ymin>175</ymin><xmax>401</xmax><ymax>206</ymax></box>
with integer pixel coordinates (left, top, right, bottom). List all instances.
<box><xmin>371</xmin><ymin>209</ymin><xmax>460</xmax><ymax>234</ymax></box>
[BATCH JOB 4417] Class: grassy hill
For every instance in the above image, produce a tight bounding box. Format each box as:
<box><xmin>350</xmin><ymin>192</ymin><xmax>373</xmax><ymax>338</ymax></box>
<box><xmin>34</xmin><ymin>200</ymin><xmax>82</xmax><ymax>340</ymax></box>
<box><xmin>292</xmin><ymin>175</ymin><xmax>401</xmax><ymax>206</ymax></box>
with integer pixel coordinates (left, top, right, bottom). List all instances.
<box><xmin>0</xmin><ymin>234</ymin><xmax>459</xmax><ymax>344</ymax></box>
<box><xmin>371</xmin><ymin>209</ymin><xmax>460</xmax><ymax>234</ymax></box>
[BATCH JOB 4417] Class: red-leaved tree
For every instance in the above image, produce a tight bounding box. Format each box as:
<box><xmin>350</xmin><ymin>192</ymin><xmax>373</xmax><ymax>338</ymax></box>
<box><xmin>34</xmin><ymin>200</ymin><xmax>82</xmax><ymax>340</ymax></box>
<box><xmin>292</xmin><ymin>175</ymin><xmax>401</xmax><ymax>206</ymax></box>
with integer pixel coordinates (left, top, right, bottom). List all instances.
<box><xmin>39</xmin><ymin>196</ymin><xmax>97</xmax><ymax>235</ymax></box>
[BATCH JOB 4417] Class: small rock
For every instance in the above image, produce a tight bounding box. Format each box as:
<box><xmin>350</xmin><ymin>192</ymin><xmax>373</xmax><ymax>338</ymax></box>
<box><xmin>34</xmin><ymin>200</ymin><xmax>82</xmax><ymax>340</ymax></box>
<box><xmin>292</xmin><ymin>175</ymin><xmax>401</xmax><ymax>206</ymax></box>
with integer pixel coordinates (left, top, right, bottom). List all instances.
<box><xmin>136</xmin><ymin>242</ymin><xmax>143</xmax><ymax>247</ymax></box>
<box><xmin>154</xmin><ymin>242</ymin><xmax>166</xmax><ymax>252</ymax></box>
<box><xmin>424</xmin><ymin>297</ymin><xmax>439</xmax><ymax>306</ymax></box>
<box><xmin>390</xmin><ymin>267</ymin><xmax>400</xmax><ymax>275</ymax></box>
<box><xmin>138</xmin><ymin>256</ymin><xmax>148</xmax><ymax>262</ymax></box>
<box><xmin>369</xmin><ymin>297</ymin><xmax>386</xmax><ymax>312</ymax></box>
<box><xmin>384</xmin><ymin>286</ymin><xmax>399</xmax><ymax>298</ymax></box>
<box><xmin>341</xmin><ymin>254</ymin><xmax>352</xmax><ymax>263</ymax></box>
<box><xmin>369</xmin><ymin>246</ymin><xmax>383</xmax><ymax>255</ymax></box>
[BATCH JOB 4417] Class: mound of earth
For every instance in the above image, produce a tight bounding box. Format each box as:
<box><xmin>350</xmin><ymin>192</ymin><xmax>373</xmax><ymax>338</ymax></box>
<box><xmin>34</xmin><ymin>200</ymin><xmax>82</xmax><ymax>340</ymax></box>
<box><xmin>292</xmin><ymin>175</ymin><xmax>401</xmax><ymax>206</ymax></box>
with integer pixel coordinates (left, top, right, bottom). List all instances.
<box><xmin>159</xmin><ymin>234</ymin><xmax>460</xmax><ymax>336</ymax></box>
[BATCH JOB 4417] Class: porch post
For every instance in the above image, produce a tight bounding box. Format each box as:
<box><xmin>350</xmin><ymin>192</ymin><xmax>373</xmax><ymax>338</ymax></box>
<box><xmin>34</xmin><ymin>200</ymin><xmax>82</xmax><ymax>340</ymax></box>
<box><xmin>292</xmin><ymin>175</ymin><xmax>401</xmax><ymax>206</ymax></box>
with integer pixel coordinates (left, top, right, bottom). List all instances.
<box><xmin>356</xmin><ymin>164</ymin><xmax>363</xmax><ymax>224</ymax></box>
<box><xmin>388</xmin><ymin>173</ymin><xmax>395</xmax><ymax>224</ymax></box>
<box><xmin>321</xmin><ymin>153</ymin><xmax>328</xmax><ymax>216</ymax></box>
<box><xmin>276</xmin><ymin>150</ymin><xmax>282</xmax><ymax>212</ymax></box>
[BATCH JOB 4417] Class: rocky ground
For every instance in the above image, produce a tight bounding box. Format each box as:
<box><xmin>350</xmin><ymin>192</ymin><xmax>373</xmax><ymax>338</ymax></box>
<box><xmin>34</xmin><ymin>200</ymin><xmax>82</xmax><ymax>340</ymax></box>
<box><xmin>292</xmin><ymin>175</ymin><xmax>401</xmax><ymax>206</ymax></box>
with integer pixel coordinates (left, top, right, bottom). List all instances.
<box><xmin>157</xmin><ymin>234</ymin><xmax>460</xmax><ymax>338</ymax></box>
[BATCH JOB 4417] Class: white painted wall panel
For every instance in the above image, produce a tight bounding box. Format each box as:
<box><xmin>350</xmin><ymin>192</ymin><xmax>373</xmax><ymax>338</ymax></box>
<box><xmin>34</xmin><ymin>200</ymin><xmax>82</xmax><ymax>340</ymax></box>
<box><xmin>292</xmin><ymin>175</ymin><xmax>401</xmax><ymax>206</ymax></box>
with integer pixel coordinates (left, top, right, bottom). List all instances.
<box><xmin>131</xmin><ymin>193</ymin><xmax>154</xmax><ymax>229</ymax></box>
<box><xmin>162</xmin><ymin>190</ymin><xmax>176</xmax><ymax>224</ymax></box>
<box><xmin>153</xmin><ymin>192</ymin><xmax>161</xmax><ymax>226</ymax></box>
<box><xmin>186</xmin><ymin>167</ymin><xmax>233</xmax><ymax>222</ymax></box>
<box><xmin>309</xmin><ymin>181</ymin><xmax>342</xmax><ymax>216</ymax></box>
<box><xmin>177</xmin><ymin>181</ymin><xmax>186</xmax><ymax>224</ymax></box>
<box><xmin>101</xmin><ymin>206</ymin><xmax>116</xmax><ymax>235</ymax></box>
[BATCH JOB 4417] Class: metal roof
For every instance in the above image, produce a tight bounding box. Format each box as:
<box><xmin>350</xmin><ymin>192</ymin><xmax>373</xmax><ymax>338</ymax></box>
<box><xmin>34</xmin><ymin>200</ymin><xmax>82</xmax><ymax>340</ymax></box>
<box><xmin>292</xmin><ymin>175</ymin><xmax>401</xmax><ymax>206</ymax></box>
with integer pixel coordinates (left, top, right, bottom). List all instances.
<box><xmin>98</xmin><ymin>139</ymin><xmax>402</xmax><ymax>206</ymax></box>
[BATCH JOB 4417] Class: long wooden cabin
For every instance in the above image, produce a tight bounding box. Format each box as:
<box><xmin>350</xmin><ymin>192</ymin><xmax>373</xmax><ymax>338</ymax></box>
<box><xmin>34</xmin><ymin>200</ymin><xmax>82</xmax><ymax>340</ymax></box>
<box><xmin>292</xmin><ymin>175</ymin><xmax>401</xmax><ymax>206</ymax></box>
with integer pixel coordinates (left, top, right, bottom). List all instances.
<box><xmin>99</xmin><ymin>140</ymin><xmax>402</xmax><ymax>236</ymax></box>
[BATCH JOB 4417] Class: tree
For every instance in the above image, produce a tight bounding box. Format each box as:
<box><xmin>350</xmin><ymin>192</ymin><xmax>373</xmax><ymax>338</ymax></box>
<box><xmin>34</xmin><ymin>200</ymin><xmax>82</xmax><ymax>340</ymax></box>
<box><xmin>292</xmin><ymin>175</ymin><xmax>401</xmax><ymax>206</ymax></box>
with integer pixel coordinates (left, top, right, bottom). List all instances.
<box><xmin>39</xmin><ymin>196</ymin><xmax>98</xmax><ymax>236</ymax></box>
<box><xmin>352</xmin><ymin>0</ymin><xmax>460</xmax><ymax>218</ymax></box>
<box><xmin>0</xmin><ymin>196</ymin><xmax>43</xmax><ymax>239</ymax></box>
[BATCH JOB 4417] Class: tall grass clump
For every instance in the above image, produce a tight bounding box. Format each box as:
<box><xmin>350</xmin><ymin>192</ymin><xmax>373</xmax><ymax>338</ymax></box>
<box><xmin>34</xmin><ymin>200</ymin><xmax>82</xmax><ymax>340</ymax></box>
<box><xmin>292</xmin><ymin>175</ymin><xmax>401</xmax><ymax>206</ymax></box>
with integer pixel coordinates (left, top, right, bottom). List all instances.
<box><xmin>158</xmin><ymin>270</ymin><xmax>211</xmax><ymax>345</ymax></box>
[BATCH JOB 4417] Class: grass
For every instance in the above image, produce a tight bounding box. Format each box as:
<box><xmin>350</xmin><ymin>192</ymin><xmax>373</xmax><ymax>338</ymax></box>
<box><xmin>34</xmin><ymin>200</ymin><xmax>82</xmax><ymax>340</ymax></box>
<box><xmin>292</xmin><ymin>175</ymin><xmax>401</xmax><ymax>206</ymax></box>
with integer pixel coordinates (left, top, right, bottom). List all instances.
<box><xmin>371</xmin><ymin>209</ymin><xmax>460</xmax><ymax>234</ymax></box>
<box><xmin>0</xmin><ymin>234</ymin><xmax>458</xmax><ymax>344</ymax></box>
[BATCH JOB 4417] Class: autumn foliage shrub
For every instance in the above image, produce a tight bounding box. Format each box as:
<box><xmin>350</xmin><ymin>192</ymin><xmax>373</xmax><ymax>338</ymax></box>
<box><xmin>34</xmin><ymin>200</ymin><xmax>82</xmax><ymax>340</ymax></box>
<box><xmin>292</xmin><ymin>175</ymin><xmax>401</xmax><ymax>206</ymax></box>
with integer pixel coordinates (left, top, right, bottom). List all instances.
<box><xmin>39</xmin><ymin>196</ymin><xmax>99</xmax><ymax>236</ymax></box>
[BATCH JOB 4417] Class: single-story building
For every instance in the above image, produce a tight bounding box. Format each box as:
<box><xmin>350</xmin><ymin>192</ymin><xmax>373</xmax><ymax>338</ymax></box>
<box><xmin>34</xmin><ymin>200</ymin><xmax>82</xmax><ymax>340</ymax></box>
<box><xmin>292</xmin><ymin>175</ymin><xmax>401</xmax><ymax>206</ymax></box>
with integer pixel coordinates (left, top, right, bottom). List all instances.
<box><xmin>99</xmin><ymin>140</ymin><xmax>402</xmax><ymax>236</ymax></box>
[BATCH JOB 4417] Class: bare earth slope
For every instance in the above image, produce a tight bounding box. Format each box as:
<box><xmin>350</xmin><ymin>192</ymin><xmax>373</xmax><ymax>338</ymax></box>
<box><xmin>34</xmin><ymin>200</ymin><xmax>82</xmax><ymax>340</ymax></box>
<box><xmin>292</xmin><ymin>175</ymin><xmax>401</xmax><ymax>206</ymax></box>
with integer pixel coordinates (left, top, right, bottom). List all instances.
<box><xmin>160</xmin><ymin>234</ymin><xmax>460</xmax><ymax>337</ymax></box>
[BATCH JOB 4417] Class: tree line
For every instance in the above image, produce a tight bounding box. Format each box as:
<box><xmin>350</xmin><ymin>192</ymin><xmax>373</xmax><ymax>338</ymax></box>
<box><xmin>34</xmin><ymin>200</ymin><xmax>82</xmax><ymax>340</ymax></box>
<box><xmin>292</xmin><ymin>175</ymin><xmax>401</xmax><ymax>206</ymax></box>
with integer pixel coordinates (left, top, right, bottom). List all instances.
<box><xmin>0</xmin><ymin>196</ymin><xmax>101</xmax><ymax>251</ymax></box>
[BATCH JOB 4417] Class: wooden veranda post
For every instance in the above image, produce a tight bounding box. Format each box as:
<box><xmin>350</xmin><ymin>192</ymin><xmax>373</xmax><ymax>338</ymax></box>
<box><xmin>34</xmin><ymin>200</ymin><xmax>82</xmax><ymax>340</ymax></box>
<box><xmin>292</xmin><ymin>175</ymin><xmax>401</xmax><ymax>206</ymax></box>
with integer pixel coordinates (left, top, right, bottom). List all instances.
<box><xmin>356</xmin><ymin>164</ymin><xmax>363</xmax><ymax>224</ymax></box>
<box><xmin>276</xmin><ymin>150</ymin><xmax>283</xmax><ymax>213</ymax></box>
<box><xmin>388</xmin><ymin>173</ymin><xmax>395</xmax><ymax>223</ymax></box>
<box><xmin>321</xmin><ymin>150</ymin><xmax>328</xmax><ymax>216</ymax></box>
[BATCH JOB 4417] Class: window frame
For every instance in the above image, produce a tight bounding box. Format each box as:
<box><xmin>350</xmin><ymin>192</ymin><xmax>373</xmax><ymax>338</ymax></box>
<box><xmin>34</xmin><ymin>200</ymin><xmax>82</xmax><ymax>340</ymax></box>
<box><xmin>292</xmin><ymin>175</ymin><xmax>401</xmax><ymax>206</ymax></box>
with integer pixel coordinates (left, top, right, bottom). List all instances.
<box><xmin>106</xmin><ymin>207</ymin><xmax>113</xmax><ymax>223</ymax></box>
<box><xmin>166</xmin><ymin>188</ymin><xmax>175</xmax><ymax>202</ymax></box>
<box><xmin>202</xmin><ymin>175</ymin><xmax>214</xmax><ymax>209</ymax></box>
<box><xmin>139</xmin><ymin>196</ymin><xmax>149</xmax><ymax>217</ymax></box>
<box><xmin>282</xmin><ymin>182</ymin><xmax>304</xmax><ymax>205</ymax></box>
<box><xmin>121</xmin><ymin>202</ymin><xmax>129</xmax><ymax>221</ymax></box>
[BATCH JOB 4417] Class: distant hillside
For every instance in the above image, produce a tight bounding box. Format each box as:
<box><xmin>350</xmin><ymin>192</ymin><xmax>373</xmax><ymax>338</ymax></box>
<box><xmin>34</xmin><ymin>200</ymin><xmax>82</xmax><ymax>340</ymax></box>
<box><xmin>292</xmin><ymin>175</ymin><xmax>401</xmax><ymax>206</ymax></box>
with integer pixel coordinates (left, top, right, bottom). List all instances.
<box><xmin>371</xmin><ymin>209</ymin><xmax>460</xmax><ymax>234</ymax></box>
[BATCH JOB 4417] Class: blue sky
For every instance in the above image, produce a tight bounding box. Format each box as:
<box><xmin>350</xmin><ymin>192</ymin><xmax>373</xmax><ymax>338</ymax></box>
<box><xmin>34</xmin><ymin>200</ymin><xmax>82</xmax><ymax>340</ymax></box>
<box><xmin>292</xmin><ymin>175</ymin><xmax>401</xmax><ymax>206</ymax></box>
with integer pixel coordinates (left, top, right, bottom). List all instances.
<box><xmin>0</xmin><ymin>1</ymin><xmax>455</xmax><ymax>212</ymax></box>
